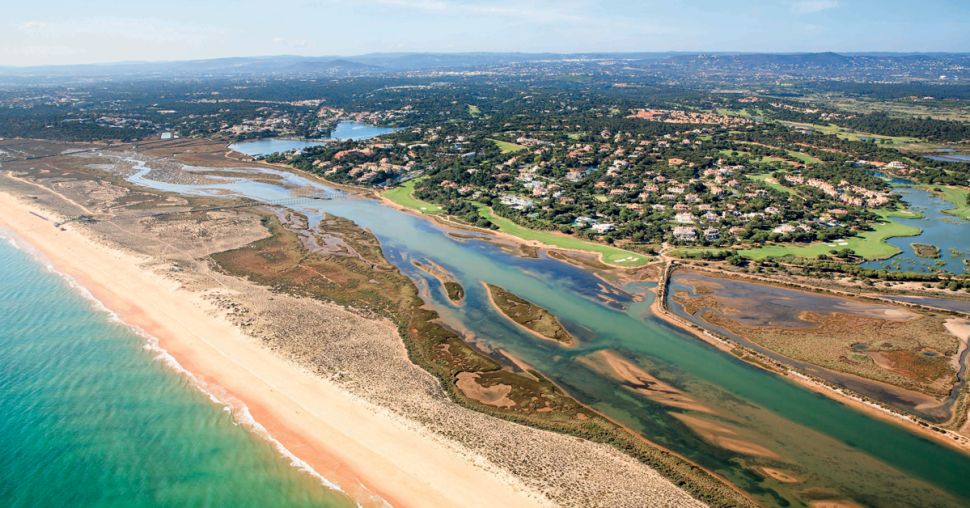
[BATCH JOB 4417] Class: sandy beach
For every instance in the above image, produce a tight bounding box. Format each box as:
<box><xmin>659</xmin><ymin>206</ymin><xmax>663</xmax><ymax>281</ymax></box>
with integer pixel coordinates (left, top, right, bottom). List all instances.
<box><xmin>0</xmin><ymin>191</ymin><xmax>549</xmax><ymax>508</ymax></box>
<box><xmin>0</xmin><ymin>163</ymin><xmax>714</xmax><ymax>508</ymax></box>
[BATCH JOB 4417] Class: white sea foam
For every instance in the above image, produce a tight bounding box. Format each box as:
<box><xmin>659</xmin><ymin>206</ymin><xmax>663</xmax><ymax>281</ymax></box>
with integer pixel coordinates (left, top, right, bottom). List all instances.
<box><xmin>0</xmin><ymin>227</ymin><xmax>385</xmax><ymax>504</ymax></box>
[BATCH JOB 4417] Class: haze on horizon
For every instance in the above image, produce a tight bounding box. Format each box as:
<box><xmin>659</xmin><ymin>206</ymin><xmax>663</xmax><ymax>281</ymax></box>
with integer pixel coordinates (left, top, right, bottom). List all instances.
<box><xmin>3</xmin><ymin>0</ymin><xmax>969</xmax><ymax>67</ymax></box>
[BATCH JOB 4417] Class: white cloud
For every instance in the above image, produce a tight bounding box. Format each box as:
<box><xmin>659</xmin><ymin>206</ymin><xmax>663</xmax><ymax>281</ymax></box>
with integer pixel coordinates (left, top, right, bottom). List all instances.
<box><xmin>21</xmin><ymin>21</ymin><xmax>49</xmax><ymax>29</ymax></box>
<box><xmin>376</xmin><ymin>0</ymin><xmax>448</xmax><ymax>10</ymax></box>
<box><xmin>789</xmin><ymin>0</ymin><xmax>839</xmax><ymax>14</ymax></box>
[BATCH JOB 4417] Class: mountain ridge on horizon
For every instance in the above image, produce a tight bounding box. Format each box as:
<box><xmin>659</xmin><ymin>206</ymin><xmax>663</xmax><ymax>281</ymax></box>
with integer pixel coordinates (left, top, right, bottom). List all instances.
<box><xmin>2</xmin><ymin>51</ymin><xmax>969</xmax><ymax>81</ymax></box>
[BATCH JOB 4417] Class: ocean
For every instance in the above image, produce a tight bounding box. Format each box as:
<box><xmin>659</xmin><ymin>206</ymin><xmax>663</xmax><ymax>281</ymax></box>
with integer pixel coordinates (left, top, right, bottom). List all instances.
<box><xmin>0</xmin><ymin>231</ymin><xmax>358</xmax><ymax>508</ymax></box>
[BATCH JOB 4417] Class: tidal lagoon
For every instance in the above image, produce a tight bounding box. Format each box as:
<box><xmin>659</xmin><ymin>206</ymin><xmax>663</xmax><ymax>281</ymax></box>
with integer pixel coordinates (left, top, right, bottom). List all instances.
<box><xmin>111</xmin><ymin>159</ymin><xmax>970</xmax><ymax>508</ymax></box>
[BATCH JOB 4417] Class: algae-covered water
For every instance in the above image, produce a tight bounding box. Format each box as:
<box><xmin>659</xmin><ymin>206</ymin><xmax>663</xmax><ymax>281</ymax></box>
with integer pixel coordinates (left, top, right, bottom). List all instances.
<box><xmin>0</xmin><ymin>232</ymin><xmax>360</xmax><ymax>508</ymax></box>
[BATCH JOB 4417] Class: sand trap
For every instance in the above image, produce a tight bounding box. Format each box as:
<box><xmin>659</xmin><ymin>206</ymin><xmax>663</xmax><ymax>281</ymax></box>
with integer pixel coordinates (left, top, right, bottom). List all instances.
<box><xmin>456</xmin><ymin>372</ymin><xmax>516</xmax><ymax>408</ymax></box>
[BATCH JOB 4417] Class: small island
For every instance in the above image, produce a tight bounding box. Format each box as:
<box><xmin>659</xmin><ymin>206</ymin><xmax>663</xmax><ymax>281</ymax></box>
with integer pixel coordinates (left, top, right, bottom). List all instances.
<box><xmin>444</xmin><ymin>282</ymin><xmax>465</xmax><ymax>302</ymax></box>
<box><xmin>911</xmin><ymin>243</ymin><xmax>941</xmax><ymax>258</ymax></box>
<box><xmin>484</xmin><ymin>283</ymin><xmax>575</xmax><ymax>346</ymax></box>
<box><xmin>412</xmin><ymin>260</ymin><xmax>465</xmax><ymax>304</ymax></box>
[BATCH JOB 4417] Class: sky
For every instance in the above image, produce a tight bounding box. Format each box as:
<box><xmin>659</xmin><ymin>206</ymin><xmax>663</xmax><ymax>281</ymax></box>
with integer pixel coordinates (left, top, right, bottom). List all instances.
<box><xmin>2</xmin><ymin>0</ymin><xmax>969</xmax><ymax>66</ymax></box>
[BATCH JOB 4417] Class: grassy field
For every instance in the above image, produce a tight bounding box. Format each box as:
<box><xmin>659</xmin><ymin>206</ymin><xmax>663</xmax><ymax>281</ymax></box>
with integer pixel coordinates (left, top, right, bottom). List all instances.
<box><xmin>779</xmin><ymin>121</ymin><xmax>919</xmax><ymax>144</ymax></box>
<box><xmin>760</xmin><ymin>156</ymin><xmax>792</xmax><ymax>166</ymax></box>
<box><xmin>918</xmin><ymin>185</ymin><xmax>970</xmax><ymax>219</ymax></box>
<box><xmin>718</xmin><ymin>149</ymin><xmax>793</xmax><ymax>166</ymax></box>
<box><xmin>743</xmin><ymin>211</ymin><xmax>920</xmax><ymax>259</ymax></box>
<box><xmin>555</xmin><ymin>75</ymin><xmax>592</xmax><ymax>83</ymax></box>
<box><xmin>474</xmin><ymin>204</ymin><xmax>650</xmax><ymax>266</ymax></box>
<box><xmin>468</xmin><ymin>105</ymin><xmax>482</xmax><ymax>117</ymax></box>
<box><xmin>489</xmin><ymin>138</ymin><xmax>528</xmax><ymax>153</ymax></box>
<box><xmin>716</xmin><ymin>108</ymin><xmax>762</xmax><ymax>118</ymax></box>
<box><xmin>675</xmin><ymin>210</ymin><xmax>921</xmax><ymax>260</ymax></box>
<box><xmin>748</xmin><ymin>173</ymin><xmax>801</xmax><ymax>197</ymax></box>
<box><xmin>383</xmin><ymin>178</ymin><xmax>445</xmax><ymax>214</ymax></box>
<box><xmin>787</xmin><ymin>151</ymin><xmax>822</xmax><ymax>164</ymax></box>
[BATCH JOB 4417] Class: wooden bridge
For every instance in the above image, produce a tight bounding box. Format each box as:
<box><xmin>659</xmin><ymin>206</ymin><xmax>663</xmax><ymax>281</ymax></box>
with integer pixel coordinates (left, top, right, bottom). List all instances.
<box><xmin>56</xmin><ymin>191</ymin><xmax>363</xmax><ymax>226</ymax></box>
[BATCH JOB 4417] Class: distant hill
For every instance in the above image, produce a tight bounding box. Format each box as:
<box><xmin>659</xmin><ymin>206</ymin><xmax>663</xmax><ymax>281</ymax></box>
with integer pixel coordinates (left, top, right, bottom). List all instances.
<box><xmin>0</xmin><ymin>51</ymin><xmax>968</xmax><ymax>81</ymax></box>
<box><xmin>285</xmin><ymin>59</ymin><xmax>381</xmax><ymax>73</ymax></box>
<box><xmin>650</xmin><ymin>52</ymin><xmax>969</xmax><ymax>79</ymax></box>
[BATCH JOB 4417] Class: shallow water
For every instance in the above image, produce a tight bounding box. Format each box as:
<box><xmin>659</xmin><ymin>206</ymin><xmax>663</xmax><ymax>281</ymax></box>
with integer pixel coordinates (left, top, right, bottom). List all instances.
<box><xmin>0</xmin><ymin>232</ymin><xmax>358</xmax><ymax>508</ymax></box>
<box><xmin>862</xmin><ymin>187</ymin><xmax>970</xmax><ymax>274</ymax></box>
<box><xmin>109</xmin><ymin>160</ymin><xmax>970</xmax><ymax>507</ymax></box>
<box><xmin>882</xmin><ymin>294</ymin><xmax>970</xmax><ymax>313</ymax></box>
<box><xmin>228</xmin><ymin>122</ymin><xmax>399</xmax><ymax>156</ymax></box>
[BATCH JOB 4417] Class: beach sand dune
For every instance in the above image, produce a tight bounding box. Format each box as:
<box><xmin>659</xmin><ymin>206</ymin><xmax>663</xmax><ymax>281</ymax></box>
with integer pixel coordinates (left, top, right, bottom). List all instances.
<box><xmin>0</xmin><ymin>182</ymin><xmax>707</xmax><ymax>508</ymax></box>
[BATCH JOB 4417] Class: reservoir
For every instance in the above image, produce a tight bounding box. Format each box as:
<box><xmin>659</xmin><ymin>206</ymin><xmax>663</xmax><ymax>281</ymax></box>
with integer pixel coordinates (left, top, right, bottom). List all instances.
<box><xmin>228</xmin><ymin>122</ymin><xmax>399</xmax><ymax>157</ymax></box>
<box><xmin>110</xmin><ymin>158</ymin><xmax>970</xmax><ymax>508</ymax></box>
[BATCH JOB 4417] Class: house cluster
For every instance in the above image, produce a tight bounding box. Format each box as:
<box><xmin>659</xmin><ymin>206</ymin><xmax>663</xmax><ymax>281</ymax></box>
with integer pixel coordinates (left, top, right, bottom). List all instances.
<box><xmin>783</xmin><ymin>175</ymin><xmax>889</xmax><ymax>207</ymax></box>
<box><xmin>316</xmin><ymin>152</ymin><xmax>416</xmax><ymax>182</ymax></box>
<box><xmin>627</xmin><ymin>109</ymin><xmax>754</xmax><ymax>127</ymax></box>
<box><xmin>500</xmin><ymin>195</ymin><xmax>535</xmax><ymax>210</ymax></box>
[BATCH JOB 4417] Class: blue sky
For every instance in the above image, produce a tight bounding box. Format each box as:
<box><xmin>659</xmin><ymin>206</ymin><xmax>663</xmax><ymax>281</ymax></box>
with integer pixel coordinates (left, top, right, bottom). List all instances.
<box><xmin>3</xmin><ymin>0</ymin><xmax>969</xmax><ymax>66</ymax></box>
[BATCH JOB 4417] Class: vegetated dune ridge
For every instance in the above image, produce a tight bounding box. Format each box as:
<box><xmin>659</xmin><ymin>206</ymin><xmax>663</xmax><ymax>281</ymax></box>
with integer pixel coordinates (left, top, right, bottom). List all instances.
<box><xmin>0</xmin><ymin>169</ymin><xmax>716</xmax><ymax>507</ymax></box>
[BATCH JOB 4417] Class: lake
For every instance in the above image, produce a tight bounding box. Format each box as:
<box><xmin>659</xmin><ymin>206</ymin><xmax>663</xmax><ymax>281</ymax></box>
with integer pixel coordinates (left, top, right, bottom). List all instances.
<box><xmin>925</xmin><ymin>154</ymin><xmax>970</xmax><ymax>163</ymax></box>
<box><xmin>862</xmin><ymin>187</ymin><xmax>970</xmax><ymax>274</ymax></box>
<box><xmin>228</xmin><ymin>122</ymin><xmax>399</xmax><ymax>156</ymax></box>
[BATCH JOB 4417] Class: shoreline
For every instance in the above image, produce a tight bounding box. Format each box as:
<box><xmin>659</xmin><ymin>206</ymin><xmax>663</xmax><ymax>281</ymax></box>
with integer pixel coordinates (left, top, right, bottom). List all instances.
<box><xmin>0</xmin><ymin>190</ymin><xmax>550</xmax><ymax>508</ymax></box>
<box><xmin>650</xmin><ymin>262</ymin><xmax>970</xmax><ymax>455</ymax></box>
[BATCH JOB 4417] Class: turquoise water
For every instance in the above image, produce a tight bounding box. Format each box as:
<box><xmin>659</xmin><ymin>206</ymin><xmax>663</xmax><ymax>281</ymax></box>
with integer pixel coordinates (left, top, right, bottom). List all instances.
<box><xmin>48</xmin><ymin>156</ymin><xmax>970</xmax><ymax>507</ymax></box>
<box><xmin>229</xmin><ymin>122</ymin><xmax>399</xmax><ymax>156</ymax></box>
<box><xmin>0</xmin><ymin>233</ymin><xmax>358</xmax><ymax>508</ymax></box>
